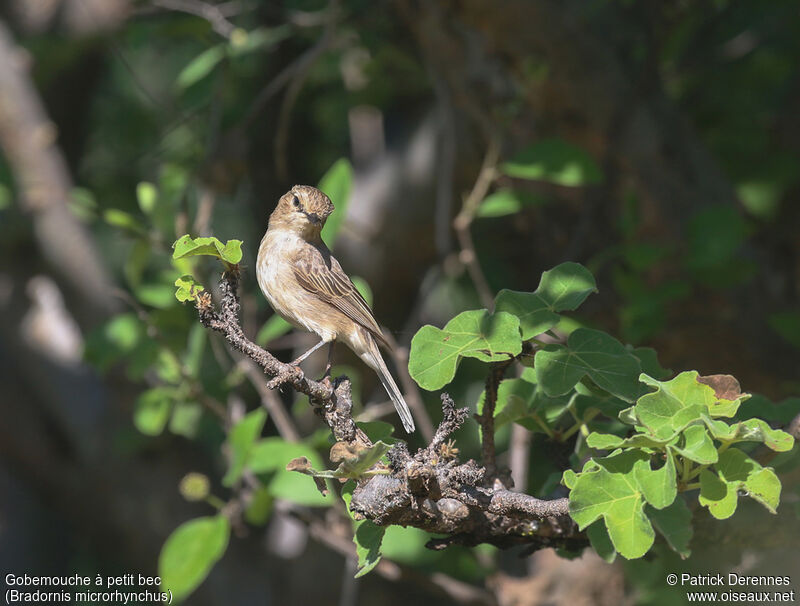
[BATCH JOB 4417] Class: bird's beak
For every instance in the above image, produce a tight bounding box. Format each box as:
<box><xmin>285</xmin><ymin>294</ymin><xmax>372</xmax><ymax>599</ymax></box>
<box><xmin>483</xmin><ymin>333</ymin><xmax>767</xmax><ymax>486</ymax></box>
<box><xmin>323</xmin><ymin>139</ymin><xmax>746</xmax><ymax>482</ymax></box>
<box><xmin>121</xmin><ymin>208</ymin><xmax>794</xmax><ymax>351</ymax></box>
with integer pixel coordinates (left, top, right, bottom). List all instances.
<box><xmin>305</xmin><ymin>212</ymin><xmax>323</xmax><ymax>225</ymax></box>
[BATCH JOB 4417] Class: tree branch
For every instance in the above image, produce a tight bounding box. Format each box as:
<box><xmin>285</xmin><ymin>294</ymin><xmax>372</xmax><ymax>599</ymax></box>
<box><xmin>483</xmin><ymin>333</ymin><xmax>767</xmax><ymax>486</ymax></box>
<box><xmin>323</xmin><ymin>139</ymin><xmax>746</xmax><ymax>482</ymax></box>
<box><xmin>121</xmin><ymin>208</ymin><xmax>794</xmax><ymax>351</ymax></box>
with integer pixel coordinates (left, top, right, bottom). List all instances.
<box><xmin>194</xmin><ymin>268</ymin><xmax>581</xmax><ymax>552</ymax></box>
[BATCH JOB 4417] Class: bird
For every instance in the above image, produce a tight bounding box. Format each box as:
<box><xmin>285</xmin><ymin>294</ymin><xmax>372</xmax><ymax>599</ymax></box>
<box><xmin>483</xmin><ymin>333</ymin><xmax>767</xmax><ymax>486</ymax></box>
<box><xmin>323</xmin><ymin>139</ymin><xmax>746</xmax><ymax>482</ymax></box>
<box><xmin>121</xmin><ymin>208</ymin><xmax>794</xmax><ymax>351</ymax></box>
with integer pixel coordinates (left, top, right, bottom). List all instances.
<box><xmin>256</xmin><ymin>185</ymin><xmax>415</xmax><ymax>433</ymax></box>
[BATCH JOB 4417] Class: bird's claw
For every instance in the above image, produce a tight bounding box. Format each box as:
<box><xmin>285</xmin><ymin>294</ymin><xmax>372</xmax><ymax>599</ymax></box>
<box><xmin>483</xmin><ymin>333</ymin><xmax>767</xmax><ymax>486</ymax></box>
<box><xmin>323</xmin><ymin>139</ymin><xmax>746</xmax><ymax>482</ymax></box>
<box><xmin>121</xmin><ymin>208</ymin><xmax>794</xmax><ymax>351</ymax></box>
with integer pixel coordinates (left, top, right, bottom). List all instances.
<box><xmin>267</xmin><ymin>365</ymin><xmax>304</xmax><ymax>390</ymax></box>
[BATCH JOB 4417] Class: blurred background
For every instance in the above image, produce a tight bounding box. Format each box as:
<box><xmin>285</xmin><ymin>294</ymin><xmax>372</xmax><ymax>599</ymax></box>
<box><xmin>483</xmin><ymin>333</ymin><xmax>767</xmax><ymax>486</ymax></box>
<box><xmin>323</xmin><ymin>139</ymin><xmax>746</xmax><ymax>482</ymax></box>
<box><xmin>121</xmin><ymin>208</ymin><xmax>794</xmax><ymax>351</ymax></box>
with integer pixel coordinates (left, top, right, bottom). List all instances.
<box><xmin>0</xmin><ymin>0</ymin><xmax>799</xmax><ymax>604</ymax></box>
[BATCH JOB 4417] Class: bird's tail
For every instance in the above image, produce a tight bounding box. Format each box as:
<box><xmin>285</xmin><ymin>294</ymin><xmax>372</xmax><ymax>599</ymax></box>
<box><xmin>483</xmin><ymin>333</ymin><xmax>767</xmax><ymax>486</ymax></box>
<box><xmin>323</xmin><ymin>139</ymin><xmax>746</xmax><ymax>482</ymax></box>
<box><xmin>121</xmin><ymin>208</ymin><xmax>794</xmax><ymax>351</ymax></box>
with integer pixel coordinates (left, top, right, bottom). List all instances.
<box><xmin>375</xmin><ymin>358</ymin><xmax>416</xmax><ymax>433</ymax></box>
<box><xmin>362</xmin><ymin>338</ymin><xmax>415</xmax><ymax>433</ymax></box>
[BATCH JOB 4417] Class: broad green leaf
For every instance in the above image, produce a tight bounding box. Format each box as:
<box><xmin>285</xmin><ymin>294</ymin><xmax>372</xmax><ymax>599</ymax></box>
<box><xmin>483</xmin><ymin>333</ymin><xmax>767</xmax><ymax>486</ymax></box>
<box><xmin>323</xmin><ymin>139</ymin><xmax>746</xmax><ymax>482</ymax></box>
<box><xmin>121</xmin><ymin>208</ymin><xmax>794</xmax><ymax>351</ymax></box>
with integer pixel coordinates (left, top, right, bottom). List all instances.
<box><xmin>137</xmin><ymin>282</ymin><xmax>179</xmax><ymax>309</ymax></box>
<box><xmin>354</xmin><ymin>522</ymin><xmax>385</xmax><ymax>577</ymax></box>
<box><xmin>136</xmin><ymin>181</ymin><xmax>158</xmax><ymax>215</ymax></box>
<box><xmin>534</xmin><ymin>328</ymin><xmax>642</xmax><ymax>402</ymax></box>
<box><xmin>222</xmin><ymin>409</ymin><xmax>267</xmax><ymax>487</ymax></box>
<box><xmin>174</xmin><ymin>274</ymin><xmax>205</xmax><ymax>302</ymax></box>
<box><xmin>628</xmin><ymin>346</ymin><xmax>671</xmax><ymax>380</ymax></box>
<box><xmin>586</xmin><ymin>432</ymin><xmax>624</xmax><ymax>450</ymax></box>
<box><xmin>639</xmin><ymin>371</ymin><xmax>748</xmax><ymax>419</ymax></box>
<box><xmin>674</xmin><ymin>424</ymin><xmax>718</xmax><ymax>464</ymax></box>
<box><xmin>698</xmin><ymin>449</ymin><xmax>782</xmax><ymax>518</ymax></box>
<box><xmin>495</xmin><ymin>262</ymin><xmax>597</xmax><ymax>339</ymax></box>
<box><xmin>562</xmin><ymin>469</ymin><xmax>579</xmax><ymax>489</ymax></box>
<box><xmin>734</xmin><ymin>418</ymin><xmax>794</xmax><ymax>452</ymax></box>
<box><xmin>409</xmin><ymin>310</ymin><xmax>522</xmax><ymax>391</ymax></box>
<box><xmin>319</xmin><ymin>158</ymin><xmax>353</xmax><ymax>245</ymax></box>
<box><xmin>134</xmin><ymin>387</ymin><xmax>175</xmax><ymax>436</ymax></box>
<box><xmin>501</xmin><ymin>138</ymin><xmax>602</xmax><ymax>186</ymax></box>
<box><xmin>172</xmin><ymin>235</ymin><xmax>243</xmax><ymax>265</ymax></box>
<box><xmin>288</xmin><ymin>441</ymin><xmax>391</xmax><ymax>480</ymax></box>
<box><xmin>647</xmin><ymin>498</ymin><xmax>692</xmax><ymax>559</ymax></box>
<box><xmin>256</xmin><ymin>315</ymin><xmax>292</xmax><ymax>345</ymax></box>
<box><xmin>477</xmin><ymin>189</ymin><xmax>521</xmax><ymax>217</ymax></box>
<box><xmin>698</xmin><ymin>469</ymin><xmax>738</xmax><ymax>520</ymax></box>
<box><xmin>249</xmin><ymin>438</ymin><xmax>330</xmax><ymax>506</ymax></box>
<box><xmin>104</xmin><ymin>208</ymin><xmax>146</xmax><ymax>235</ymax></box>
<box><xmin>356</xmin><ymin>421</ymin><xmax>395</xmax><ymax>443</ymax></box>
<box><xmin>176</xmin><ymin>45</ymin><xmax>225</xmax><ymax>89</ymax></box>
<box><xmin>586</xmin><ymin>521</ymin><xmax>616</xmax><ymax>563</ymax></box>
<box><xmin>380</xmin><ymin>526</ymin><xmax>437</xmax><ymax>565</ymax></box>
<box><xmin>568</xmin><ymin>450</ymin><xmax>655</xmax><ymax>559</ymax></box>
<box><xmin>169</xmin><ymin>401</ymin><xmax>203</xmax><ymax>438</ymax></box>
<box><xmin>244</xmin><ymin>487</ymin><xmax>274</xmax><ymax>526</ymax></box>
<box><xmin>268</xmin><ymin>466</ymin><xmax>330</xmax><ymax>506</ymax></box>
<box><xmin>342</xmin><ymin>483</ymin><xmax>385</xmax><ymax>577</ymax></box>
<box><xmin>159</xmin><ymin>516</ymin><xmax>230</xmax><ymax>602</ymax></box>
<box><xmin>633</xmin><ymin>453</ymin><xmax>677</xmax><ymax>509</ymax></box>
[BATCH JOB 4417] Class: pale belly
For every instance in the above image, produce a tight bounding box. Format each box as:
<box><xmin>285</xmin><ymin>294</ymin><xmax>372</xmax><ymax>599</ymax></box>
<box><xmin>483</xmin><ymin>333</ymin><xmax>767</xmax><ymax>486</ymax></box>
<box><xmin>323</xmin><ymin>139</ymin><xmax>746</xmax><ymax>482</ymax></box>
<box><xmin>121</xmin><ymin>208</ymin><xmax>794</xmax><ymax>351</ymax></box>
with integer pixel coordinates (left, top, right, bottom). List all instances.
<box><xmin>257</xmin><ymin>230</ymin><xmax>337</xmax><ymax>342</ymax></box>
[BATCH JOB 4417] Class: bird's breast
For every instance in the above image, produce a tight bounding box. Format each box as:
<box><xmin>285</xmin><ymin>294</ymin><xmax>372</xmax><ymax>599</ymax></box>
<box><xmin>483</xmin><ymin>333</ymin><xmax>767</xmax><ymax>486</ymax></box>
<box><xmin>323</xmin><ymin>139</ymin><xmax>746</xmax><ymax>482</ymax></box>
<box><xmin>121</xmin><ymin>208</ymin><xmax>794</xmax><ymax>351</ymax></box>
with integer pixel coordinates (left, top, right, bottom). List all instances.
<box><xmin>257</xmin><ymin>229</ymin><xmax>336</xmax><ymax>341</ymax></box>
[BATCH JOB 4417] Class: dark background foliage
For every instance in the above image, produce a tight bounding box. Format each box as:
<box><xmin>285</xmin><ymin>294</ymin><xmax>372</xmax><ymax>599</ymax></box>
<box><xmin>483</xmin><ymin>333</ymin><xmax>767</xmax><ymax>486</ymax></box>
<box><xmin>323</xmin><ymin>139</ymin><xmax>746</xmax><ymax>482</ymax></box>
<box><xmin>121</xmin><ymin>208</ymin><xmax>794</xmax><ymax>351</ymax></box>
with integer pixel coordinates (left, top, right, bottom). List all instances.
<box><xmin>0</xmin><ymin>0</ymin><xmax>798</xmax><ymax>604</ymax></box>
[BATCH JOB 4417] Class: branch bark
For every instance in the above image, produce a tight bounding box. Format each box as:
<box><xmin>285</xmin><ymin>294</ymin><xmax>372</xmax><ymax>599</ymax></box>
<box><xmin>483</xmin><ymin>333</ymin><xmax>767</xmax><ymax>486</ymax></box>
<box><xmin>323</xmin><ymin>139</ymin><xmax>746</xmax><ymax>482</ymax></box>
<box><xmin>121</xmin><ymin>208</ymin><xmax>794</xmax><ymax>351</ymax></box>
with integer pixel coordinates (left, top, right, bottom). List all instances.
<box><xmin>193</xmin><ymin>271</ymin><xmax>581</xmax><ymax>552</ymax></box>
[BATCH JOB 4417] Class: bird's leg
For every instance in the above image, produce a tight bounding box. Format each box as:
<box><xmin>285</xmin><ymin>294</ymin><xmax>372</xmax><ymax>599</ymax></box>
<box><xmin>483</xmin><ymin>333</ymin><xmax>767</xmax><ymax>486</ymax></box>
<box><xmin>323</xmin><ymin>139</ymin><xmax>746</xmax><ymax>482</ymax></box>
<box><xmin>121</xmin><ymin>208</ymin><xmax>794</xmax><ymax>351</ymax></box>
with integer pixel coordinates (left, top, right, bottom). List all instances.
<box><xmin>317</xmin><ymin>342</ymin><xmax>335</xmax><ymax>389</ymax></box>
<box><xmin>290</xmin><ymin>337</ymin><xmax>329</xmax><ymax>367</ymax></box>
<box><xmin>323</xmin><ymin>342</ymin><xmax>335</xmax><ymax>377</ymax></box>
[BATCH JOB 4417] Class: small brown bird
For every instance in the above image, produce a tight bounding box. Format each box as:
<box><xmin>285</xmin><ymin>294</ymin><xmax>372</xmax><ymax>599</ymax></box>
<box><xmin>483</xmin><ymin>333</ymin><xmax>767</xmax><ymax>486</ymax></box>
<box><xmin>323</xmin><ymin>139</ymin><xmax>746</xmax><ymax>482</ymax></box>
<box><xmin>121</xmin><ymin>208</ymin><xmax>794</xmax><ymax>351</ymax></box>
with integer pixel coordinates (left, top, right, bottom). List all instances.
<box><xmin>256</xmin><ymin>185</ymin><xmax>415</xmax><ymax>433</ymax></box>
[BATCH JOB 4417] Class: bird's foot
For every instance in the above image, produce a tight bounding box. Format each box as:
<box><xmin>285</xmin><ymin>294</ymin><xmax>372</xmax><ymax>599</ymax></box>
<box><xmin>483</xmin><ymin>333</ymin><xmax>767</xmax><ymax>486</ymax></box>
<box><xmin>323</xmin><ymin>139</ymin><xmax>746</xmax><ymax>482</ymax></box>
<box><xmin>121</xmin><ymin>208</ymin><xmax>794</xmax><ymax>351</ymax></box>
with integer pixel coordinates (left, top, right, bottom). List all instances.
<box><xmin>267</xmin><ymin>365</ymin><xmax>304</xmax><ymax>390</ymax></box>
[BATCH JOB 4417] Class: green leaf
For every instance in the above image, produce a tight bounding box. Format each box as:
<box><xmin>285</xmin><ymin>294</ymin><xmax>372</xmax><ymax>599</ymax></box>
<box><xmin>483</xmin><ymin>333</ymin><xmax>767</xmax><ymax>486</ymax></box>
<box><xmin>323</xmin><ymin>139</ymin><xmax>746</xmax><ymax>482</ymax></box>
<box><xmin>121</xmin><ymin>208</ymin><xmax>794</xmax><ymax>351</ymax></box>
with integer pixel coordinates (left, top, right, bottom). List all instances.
<box><xmin>633</xmin><ymin>452</ymin><xmax>677</xmax><ymax>509</ymax></box>
<box><xmin>342</xmin><ymin>482</ymin><xmax>385</xmax><ymax>577</ymax></box>
<box><xmin>319</xmin><ymin>158</ymin><xmax>353</xmax><ymax>245</ymax></box>
<box><xmin>409</xmin><ymin>310</ymin><xmax>522</xmax><ymax>391</ymax></box>
<box><xmin>698</xmin><ymin>470</ymin><xmax>738</xmax><ymax>520</ymax></box>
<box><xmin>534</xmin><ymin>328</ymin><xmax>642</xmax><ymax>402</ymax></box>
<box><xmin>495</xmin><ymin>262</ymin><xmax>597</xmax><ymax>339</ymax></box>
<box><xmin>768</xmin><ymin>311</ymin><xmax>800</xmax><ymax>349</ymax></box>
<box><xmin>734</xmin><ymin>418</ymin><xmax>795</xmax><ymax>452</ymax></box>
<box><xmin>476</xmin><ymin>189</ymin><xmax>535</xmax><ymax>218</ymax></box>
<box><xmin>222</xmin><ymin>409</ymin><xmax>267</xmax><ymax>487</ymax></box>
<box><xmin>268</xmin><ymin>467</ymin><xmax>330</xmax><ymax>506</ymax></box>
<box><xmin>647</xmin><ymin>498</ymin><xmax>692</xmax><ymax>558</ymax></box>
<box><xmin>244</xmin><ymin>487</ymin><xmax>274</xmax><ymax>526</ymax></box>
<box><xmin>698</xmin><ymin>449</ymin><xmax>782</xmax><ymax>518</ymax></box>
<box><xmin>174</xmin><ymin>274</ymin><xmax>205</xmax><ymax>302</ymax></box>
<box><xmin>103</xmin><ymin>208</ymin><xmax>146</xmax><ymax>235</ymax></box>
<box><xmin>353</xmin><ymin>522</ymin><xmax>385</xmax><ymax>577</ymax></box>
<box><xmin>289</xmin><ymin>441</ymin><xmax>392</xmax><ymax>480</ymax></box>
<box><xmin>172</xmin><ymin>234</ymin><xmax>243</xmax><ymax>265</ymax></box>
<box><xmin>586</xmin><ymin>521</ymin><xmax>616</xmax><ymax>563</ymax></box>
<box><xmin>176</xmin><ymin>45</ymin><xmax>225</xmax><ymax>89</ymax></box>
<box><xmin>501</xmin><ymin>138</ymin><xmax>602</xmax><ymax>186</ymax></box>
<box><xmin>568</xmin><ymin>451</ymin><xmax>655</xmax><ymax>559</ymax></box>
<box><xmin>249</xmin><ymin>438</ymin><xmax>330</xmax><ymax>506</ymax></box>
<box><xmin>136</xmin><ymin>182</ymin><xmax>158</xmax><ymax>215</ymax></box>
<box><xmin>674</xmin><ymin>424</ymin><xmax>718</xmax><ymax>464</ymax></box>
<box><xmin>159</xmin><ymin>516</ymin><xmax>230</xmax><ymax>602</ymax></box>
<box><xmin>134</xmin><ymin>387</ymin><xmax>175</xmax><ymax>436</ymax></box>
<box><xmin>629</xmin><ymin>346</ymin><xmax>671</xmax><ymax>380</ymax></box>
<box><xmin>169</xmin><ymin>401</ymin><xmax>203</xmax><ymax>438</ymax></box>
<box><xmin>255</xmin><ymin>315</ymin><xmax>292</xmax><ymax>346</ymax></box>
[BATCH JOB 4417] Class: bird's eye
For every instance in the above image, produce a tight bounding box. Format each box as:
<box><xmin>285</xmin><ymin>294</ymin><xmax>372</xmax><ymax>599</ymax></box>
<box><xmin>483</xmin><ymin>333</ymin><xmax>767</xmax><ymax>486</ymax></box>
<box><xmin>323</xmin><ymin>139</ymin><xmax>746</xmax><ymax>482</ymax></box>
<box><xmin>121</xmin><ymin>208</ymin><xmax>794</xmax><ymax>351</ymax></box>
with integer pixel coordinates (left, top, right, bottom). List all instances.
<box><xmin>292</xmin><ymin>195</ymin><xmax>301</xmax><ymax>208</ymax></box>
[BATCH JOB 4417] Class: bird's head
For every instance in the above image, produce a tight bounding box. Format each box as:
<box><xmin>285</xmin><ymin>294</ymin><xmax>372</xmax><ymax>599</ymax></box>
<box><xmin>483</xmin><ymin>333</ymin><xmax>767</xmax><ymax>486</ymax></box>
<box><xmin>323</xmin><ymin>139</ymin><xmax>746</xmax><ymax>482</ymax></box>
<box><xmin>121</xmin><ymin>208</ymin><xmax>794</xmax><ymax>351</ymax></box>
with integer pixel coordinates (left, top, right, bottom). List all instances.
<box><xmin>269</xmin><ymin>185</ymin><xmax>335</xmax><ymax>238</ymax></box>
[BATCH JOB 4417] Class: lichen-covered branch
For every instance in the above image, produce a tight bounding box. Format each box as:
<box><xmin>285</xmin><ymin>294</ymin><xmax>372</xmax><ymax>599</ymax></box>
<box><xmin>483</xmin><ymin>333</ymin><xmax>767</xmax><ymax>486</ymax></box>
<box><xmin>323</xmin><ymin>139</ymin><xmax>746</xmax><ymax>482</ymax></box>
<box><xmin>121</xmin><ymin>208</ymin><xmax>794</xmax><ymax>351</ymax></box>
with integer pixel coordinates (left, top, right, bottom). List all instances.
<box><xmin>195</xmin><ymin>268</ymin><xmax>582</xmax><ymax>552</ymax></box>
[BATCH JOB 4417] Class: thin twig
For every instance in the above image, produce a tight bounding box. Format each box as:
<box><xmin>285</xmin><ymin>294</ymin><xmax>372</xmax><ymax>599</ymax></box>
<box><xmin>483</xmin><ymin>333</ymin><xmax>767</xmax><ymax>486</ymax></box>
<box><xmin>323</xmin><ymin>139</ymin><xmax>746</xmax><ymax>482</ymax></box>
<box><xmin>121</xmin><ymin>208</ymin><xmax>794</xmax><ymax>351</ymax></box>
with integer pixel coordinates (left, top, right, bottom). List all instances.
<box><xmin>244</xmin><ymin>1</ymin><xmax>337</xmax><ymax>129</ymax></box>
<box><xmin>151</xmin><ymin>0</ymin><xmax>238</xmax><ymax>39</ymax></box>
<box><xmin>477</xmin><ymin>359</ymin><xmax>513</xmax><ymax>481</ymax></box>
<box><xmin>273</xmin><ymin>0</ymin><xmax>338</xmax><ymax>180</ymax></box>
<box><xmin>453</xmin><ymin>139</ymin><xmax>500</xmax><ymax>309</ymax></box>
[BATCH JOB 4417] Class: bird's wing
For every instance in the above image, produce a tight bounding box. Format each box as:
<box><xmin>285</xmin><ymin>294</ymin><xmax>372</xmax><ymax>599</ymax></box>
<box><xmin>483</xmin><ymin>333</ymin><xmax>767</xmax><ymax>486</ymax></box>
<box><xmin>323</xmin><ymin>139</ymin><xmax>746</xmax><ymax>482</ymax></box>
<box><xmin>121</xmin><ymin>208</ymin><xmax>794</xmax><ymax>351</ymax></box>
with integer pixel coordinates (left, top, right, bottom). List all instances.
<box><xmin>292</xmin><ymin>245</ymin><xmax>390</xmax><ymax>348</ymax></box>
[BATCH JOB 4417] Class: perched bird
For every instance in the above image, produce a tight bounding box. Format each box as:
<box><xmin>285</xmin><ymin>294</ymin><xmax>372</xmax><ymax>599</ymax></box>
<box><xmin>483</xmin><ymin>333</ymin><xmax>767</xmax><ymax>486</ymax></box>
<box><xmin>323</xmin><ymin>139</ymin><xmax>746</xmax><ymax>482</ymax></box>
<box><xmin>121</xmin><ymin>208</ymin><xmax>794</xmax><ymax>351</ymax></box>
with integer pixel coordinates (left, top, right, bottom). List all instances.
<box><xmin>256</xmin><ymin>185</ymin><xmax>415</xmax><ymax>433</ymax></box>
